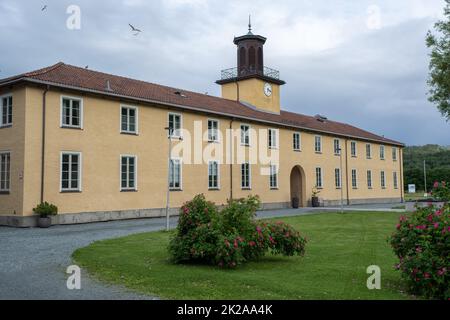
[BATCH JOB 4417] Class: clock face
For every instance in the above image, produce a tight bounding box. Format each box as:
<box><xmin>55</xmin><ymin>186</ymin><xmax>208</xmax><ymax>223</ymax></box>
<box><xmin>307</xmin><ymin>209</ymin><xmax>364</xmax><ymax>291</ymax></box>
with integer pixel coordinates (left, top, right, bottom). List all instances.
<box><xmin>264</xmin><ymin>83</ymin><xmax>272</xmax><ymax>97</ymax></box>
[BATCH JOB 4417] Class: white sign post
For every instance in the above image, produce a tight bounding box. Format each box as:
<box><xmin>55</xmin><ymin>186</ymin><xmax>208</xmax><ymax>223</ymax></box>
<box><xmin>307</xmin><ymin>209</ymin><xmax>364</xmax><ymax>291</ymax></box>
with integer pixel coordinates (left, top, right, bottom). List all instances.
<box><xmin>408</xmin><ymin>184</ymin><xmax>416</xmax><ymax>194</ymax></box>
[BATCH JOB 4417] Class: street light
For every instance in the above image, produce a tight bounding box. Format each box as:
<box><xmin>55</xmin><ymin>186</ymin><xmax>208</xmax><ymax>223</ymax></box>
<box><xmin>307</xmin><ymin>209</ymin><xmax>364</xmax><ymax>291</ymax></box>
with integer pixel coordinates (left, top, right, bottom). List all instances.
<box><xmin>164</xmin><ymin>126</ymin><xmax>182</xmax><ymax>231</ymax></box>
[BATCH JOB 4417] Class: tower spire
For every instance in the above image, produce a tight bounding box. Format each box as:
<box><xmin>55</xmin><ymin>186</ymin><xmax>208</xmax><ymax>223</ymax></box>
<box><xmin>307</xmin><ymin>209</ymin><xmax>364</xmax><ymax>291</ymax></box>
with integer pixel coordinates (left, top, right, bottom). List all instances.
<box><xmin>248</xmin><ymin>14</ymin><xmax>252</xmax><ymax>34</ymax></box>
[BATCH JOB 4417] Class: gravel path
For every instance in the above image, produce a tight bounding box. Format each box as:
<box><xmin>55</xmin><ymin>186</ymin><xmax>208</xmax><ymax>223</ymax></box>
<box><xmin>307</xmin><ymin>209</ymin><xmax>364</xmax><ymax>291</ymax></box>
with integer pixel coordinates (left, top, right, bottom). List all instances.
<box><xmin>0</xmin><ymin>205</ymin><xmax>402</xmax><ymax>300</ymax></box>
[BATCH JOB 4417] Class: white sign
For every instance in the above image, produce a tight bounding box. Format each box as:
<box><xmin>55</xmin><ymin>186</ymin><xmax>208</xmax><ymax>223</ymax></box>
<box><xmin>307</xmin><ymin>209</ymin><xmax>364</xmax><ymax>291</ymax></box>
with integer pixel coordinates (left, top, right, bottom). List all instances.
<box><xmin>408</xmin><ymin>184</ymin><xmax>416</xmax><ymax>194</ymax></box>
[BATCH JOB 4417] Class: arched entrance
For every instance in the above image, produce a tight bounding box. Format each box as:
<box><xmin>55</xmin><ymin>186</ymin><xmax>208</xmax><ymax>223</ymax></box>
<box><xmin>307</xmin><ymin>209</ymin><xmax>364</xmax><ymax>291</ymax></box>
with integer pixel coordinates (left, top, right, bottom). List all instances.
<box><xmin>290</xmin><ymin>165</ymin><xmax>305</xmax><ymax>208</ymax></box>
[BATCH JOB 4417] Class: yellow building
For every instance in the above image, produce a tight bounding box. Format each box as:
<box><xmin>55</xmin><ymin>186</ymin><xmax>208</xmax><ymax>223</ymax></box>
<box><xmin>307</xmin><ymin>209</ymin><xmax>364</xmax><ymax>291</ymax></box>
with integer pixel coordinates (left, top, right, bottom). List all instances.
<box><xmin>0</xmin><ymin>28</ymin><xmax>404</xmax><ymax>227</ymax></box>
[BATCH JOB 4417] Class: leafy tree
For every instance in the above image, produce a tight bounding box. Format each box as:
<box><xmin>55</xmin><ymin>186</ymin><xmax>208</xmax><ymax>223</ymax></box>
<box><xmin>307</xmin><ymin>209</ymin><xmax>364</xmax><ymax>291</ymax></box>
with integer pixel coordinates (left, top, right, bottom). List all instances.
<box><xmin>426</xmin><ymin>0</ymin><xmax>450</xmax><ymax>120</ymax></box>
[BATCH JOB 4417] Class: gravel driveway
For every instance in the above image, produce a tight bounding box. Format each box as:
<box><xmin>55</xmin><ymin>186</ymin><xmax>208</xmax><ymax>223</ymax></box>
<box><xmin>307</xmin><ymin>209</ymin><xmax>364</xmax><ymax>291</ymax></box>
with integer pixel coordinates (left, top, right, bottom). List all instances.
<box><xmin>0</xmin><ymin>205</ymin><xmax>401</xmax><ymax>300</ymax></box>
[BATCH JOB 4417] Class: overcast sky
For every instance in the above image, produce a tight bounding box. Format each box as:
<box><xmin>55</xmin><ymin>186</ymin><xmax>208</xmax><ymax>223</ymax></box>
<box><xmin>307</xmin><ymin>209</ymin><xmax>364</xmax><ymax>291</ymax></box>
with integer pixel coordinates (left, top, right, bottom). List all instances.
<box><xmin>1</xmin><ymin>0</ymin><xmax>449</xmax><ymax>146</ymax></box>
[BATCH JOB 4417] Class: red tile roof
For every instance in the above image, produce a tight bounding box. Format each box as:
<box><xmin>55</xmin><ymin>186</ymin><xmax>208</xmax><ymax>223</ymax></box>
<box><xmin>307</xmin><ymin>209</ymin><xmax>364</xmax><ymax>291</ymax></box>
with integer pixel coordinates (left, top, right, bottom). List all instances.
<box><xmin>0</xmin><ymin>62</ymin><xmax>403</xmax><ymax>146</ymax></box>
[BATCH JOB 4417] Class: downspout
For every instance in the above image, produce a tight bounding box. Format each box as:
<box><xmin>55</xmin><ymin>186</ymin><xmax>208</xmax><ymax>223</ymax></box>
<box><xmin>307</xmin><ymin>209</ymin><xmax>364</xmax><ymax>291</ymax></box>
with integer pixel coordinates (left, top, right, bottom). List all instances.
<box><xmin>235</xmin><ymin>80</ymin><xmax>240</xmax><ymax>102</ymax></box>
<box><xmin>399</xmin><ymin>148</ymin><xmax>404</xmax><ymax>203</ymax></box>
<box><xmin>229</xmin><ymin>118</ymin><xmax>234</xmax><ymax>200</ymax></box>
<box><xmin>40</xmin><ymin>85</ymin><xmax>50</xmax><ymax>203</ymax></box>
<box><xmin>344</xmin><ymin>138</ymin><xmax>350</xmax><ymax>205</ymax></box>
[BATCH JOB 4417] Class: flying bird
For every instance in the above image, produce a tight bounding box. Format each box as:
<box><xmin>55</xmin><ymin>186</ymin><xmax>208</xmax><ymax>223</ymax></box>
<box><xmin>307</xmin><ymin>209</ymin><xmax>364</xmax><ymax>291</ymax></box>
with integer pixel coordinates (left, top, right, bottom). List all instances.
<box><xmin>41</xmin><ymin>5</ymin><xmax>47</xmax><ymax>11</ymax></box>
<box><xmin>128</xmin><ymin>23</ymin><xmax>142</xmax><ymax>36</ymax></box>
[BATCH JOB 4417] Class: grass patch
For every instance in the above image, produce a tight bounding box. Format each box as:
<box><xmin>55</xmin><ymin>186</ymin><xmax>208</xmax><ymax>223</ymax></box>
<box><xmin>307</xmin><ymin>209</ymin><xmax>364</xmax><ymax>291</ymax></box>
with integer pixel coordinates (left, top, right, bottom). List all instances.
<box><xmin>72</xmin><ymin>212</ymin><xmax>414</xmax><ymax>300</ymax></box>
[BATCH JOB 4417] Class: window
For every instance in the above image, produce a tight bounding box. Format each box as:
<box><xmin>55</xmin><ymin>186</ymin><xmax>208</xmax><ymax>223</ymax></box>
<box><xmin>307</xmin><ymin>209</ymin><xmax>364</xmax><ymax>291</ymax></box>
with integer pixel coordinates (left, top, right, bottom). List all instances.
<box><xmin>268</xmin><ymin>129</ymin><xmax>278</xmax><ymax>149</ymax></box>
<box><xmin>121</xmin><ymin>106</ymin><xmax>138</xmax><ymax>134</ymax></box>
<box><xmin>60</xmin><ymin>152</ymin><xmax>81</xmax><ymax>192</ymax></box>
<box><xmin>169</xmin><ymin>158</ymin><xmax>182</xmax><ymax>190</ymax></box>
<box><xmin>334</xmin><ymin>139</ymin><xmax>341</xmax><ymax>155</ymax></box>
<box><xmin>351</xmin><ymin>141</ymin><xmax>357</xmax><ymax>157</ymax></box>
<box><xmin>61</xmin><ymin>96</ymin><xmax>83</xmax><ymax>128</ymax></box>
<box><xmin>366</xmin><ymin>144</ymin><xmax>372</xmax><ymax>159</ymax></box>
<box><xmin>0</xmin><ymin>95</ymin><xmax>12</xmax><ymax>127</ymax></box>
<box><xmin>381</xmin><ymin>171</ymin><xmax>386</xmax><ymax>189</ymax></box>
<box><xmin>240</xmin><ymin>124</ymin><xmax>250</xmax><ymax>146</ymax></box>
<box><xmin>0</xmin><ymin>152</ymin><xmax>11</xmax><ymax>192</ymax></box>
<box><xmin>367</xmin><ymin>170</ymin><xmax>372</xmax><ymax>189</ymax></box>
<box><xmin>121</xmin><ymin>155</ymin><xmax>137</xmax><ymax>191</ymax></box>
<box><xmin>208</xmin><ymin>161</ymin><xmax>219</xmax><ymax>189</ymax></box>
<box><xmin>269</xmin><ymin>164</ymin><xmax>278</xmax><ymax>189</ymax></box>
<box><xmin>315</xmin><ymin>167</ymin><xmax>323</xmax><ymax>188</ymax></box>
<box><xmin>380</xmin><ymin>145</ymin><xmax>385</xmax><ymax>160</ymax></box>
<box><xmin>335</xmin><ymin>168</ymin><xmax>341</xmax><ymax>189</ymax></box>
<box><xmin>351</xmin><ymin>169</ymin><xmax>358</xmax><ymax>189</ymax></box>
<box><xmin>392</xmin><ymin>147</ymin><xmax>398</xmax><ymax>161</ymax></box>
<box><xmin>168</xmin><ymin>113</ymin><xmax>182</xmax><ymax>137</ymax></box>
<box><xmin>315</xmin><ymin>136</ymin><xmax>322</xmax><ymax>153</ymax></box>
<box><xmin>241</xmin><ymin>163</ymin><xmax>251</xmax><ymax>189</ymax></box>
<box><xmin>293</xmin><ymin>132</ymin><xmax>301</xmax><ymax>151</ymax></box>
<box><xmin>393</xmin><ymin>172</ymin><xmax>398</xmax><ymax>189</ymax></box>
<box><xmin>207</xmin><ymin>119</ymin><xmax>219</xmax><ymax>142</ymax></box>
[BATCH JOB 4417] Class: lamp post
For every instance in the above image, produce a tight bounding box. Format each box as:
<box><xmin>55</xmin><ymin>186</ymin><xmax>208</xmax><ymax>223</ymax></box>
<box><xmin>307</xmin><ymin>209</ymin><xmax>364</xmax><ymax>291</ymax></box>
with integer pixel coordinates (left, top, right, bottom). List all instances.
<box><xmin>164</xmin><ymin>127</ymin><xmax>174</xmax><ymax>232</ymax></box>
<box><xmin>338</xmin><ymin>147</ymin><xmax>344</xmax><ymax>214</ymax></box>
<box><xmin>423</xmin><ymin>159</ymin><xmax>427</xmax><ymax>195</ymax></box>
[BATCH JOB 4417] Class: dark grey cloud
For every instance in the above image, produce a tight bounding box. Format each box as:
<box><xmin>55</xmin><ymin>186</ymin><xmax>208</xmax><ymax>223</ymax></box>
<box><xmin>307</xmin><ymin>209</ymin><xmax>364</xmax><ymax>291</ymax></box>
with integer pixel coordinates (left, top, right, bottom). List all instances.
<box><xmin>0</xmin><ymin>0</ymin><xmax>448</xmax><ymax>145</ymax></box>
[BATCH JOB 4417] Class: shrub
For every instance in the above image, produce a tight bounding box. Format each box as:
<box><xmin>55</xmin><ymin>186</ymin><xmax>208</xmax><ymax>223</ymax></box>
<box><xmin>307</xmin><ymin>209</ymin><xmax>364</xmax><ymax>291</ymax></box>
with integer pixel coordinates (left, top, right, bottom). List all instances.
<box><xmin>33</xmin><ymin>202</ymin><xmax>58</xmax><ymax>218</ymax></box>
<box><xmin>389</xmin><ymin>204</ymin><xmax>449</xmax><ymax>299</ymax></box>
<box><xmin>430</xmin><ymin>181</ymin><xmax>450</xmax><ymax>202</ymax></box>
<box><xmin>169</xmin><ymin>194</ymin><xmax>307</xmax><ymax>268</ymax></box>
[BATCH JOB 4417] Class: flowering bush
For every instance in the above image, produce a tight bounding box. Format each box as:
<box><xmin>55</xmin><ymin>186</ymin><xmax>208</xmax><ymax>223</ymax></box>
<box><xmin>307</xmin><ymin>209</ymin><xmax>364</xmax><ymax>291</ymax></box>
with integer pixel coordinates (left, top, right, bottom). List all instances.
<box><xmin>169</xmin><ymin>194</ymin><xmax>307</xmax><ymax>268</ymax></box>
<box><xmin>430</xmin><ymin>181</ymin><xmax>450</xmax><ymax>202</ymax></box>
<box><xmin>389</xmin><ymin>204</ymin><xmax>449</xmax><ymax>299</ymax></box>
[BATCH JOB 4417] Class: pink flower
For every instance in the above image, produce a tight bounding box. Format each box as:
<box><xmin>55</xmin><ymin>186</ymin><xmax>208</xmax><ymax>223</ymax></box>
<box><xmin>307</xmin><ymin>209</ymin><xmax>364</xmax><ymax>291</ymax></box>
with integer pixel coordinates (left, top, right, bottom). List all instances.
<box><xmin>427</xmin><ymin>215</ymin><xmax>434</xmax><ymax>222</ymax></box>
<box><xmin>249</xmin><ymin>241</ymin><xmax>256</xmax><ymax>247</ymax></box>
<box><xmin>233</xmin><ymin>239</ymin><xmax>238</xmax><ymax>248</ymax></box>
<box><xmin>437</xmin><ymin>268</ymin><xmax>446</xmax><ymax>276</ymax></box>
<box><xmin>424</xmin><ymin>272</ymin><xmax>431</xmax><ymax>279</ymax></box>
<box><xmin>415</xmin><ymin>225</ymin><xmax>426</xmax><ymax>230</ymax></box>
<box><xmin>434</xmin><ymin>222</ymin><xmax>440</xmax><ymax>229</ymax></box>
<box><xmin>396</xmin><ymin>224</ymin><xmax>401</xmax><ymax>230</ymax></box>
<box><xmin>433</xmin><ymin>181</ymin><xmax>439</xmax><ymax>188</ymax></box>
<box><xmin>435</xmin><ymin>210</ymin><xmax>442</xmax><ymax>216</ymax></box>
<box><xmin>415</xmin><ymin>247</ymin><xmax>422</xmax><ymax>253</ymax></box>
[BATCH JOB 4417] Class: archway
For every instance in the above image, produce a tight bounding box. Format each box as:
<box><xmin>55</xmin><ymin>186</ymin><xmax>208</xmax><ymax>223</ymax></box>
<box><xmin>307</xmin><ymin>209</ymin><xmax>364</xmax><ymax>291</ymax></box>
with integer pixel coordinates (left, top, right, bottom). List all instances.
<box><xmin>290</xmin><ymin>165</ymin><xmax>305</xmax><ymax>208</ymax></box>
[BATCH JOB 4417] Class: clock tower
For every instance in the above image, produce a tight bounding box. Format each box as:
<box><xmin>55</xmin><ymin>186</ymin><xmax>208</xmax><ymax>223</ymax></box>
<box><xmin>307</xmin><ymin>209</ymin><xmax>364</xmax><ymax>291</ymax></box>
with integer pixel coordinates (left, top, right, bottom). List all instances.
<box><xmin>216</xmin><ymin>19</ymin><xmax>285</xmax><ymax>114</ymax></box>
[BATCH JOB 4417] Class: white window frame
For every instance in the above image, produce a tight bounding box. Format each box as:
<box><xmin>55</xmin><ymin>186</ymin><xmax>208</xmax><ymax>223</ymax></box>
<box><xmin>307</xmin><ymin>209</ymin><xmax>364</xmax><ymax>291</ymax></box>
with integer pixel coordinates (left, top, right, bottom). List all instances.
<box><xmin>60</xmin><ymin>96</ymin><xmax>83</xmax><ymax>129</ymax></box>
<box><xmin>240</xmin><ymin>124</ymin><xmax>250</xmax><ymax>146</ymax></box>
<box><xmin>169</xmin><ymin>157</ymin><xmax>182</xmax><ymax>190</ymax></box>
<box><xmin>207</xmin><ymin>119</ymin><xmax>219</xmax><ymax>142</ymax></box>
<box><xmin>366</xmin><ymin>144</ymin><xmax>372</xmax><ymax>159</ymax></box>
<box><xmin>314</xmin><ymin>136</ymin><xmax>322</xmax><ymax>153</ymax></box>
<box><xmin>120</xmin><ymin>105</ymin><xmax>139</xmax><ymax>134</ymax></box>
<box><xmin>0</xmin><ymin>94</ymin><xmax>13</xmax><ymax>127</ymax></box>
<box><xmin>0</xmin><ymin>151</ymin><xmax>11</xmax><ymax>192</ymax></box>
<box><xmin>293</xmin><ymin>132</ymin><xmax>301</xmax><ymax>151</ymax></box>
<box><xmin>335</xmin><ymin>168</ymin><xmax>341</xmax><ymax>189</ymax></box>
<box><xmin>367</xmin><ymin>170</ymin><xmax>372</xmax><ymax>189</ymax></box>
<box><xmin>120</xmin><ymin>154</ymin><xmax>138</xmax><ymax>191</ymax></box>
<box><xmin>168</xmin><ymin>112</ymin><xmax>182</xmax><ymax>138</ymax></box>
<box><xmin>392</xmin><ymin>147</ymin><xmax>398</xmax><ymax>161</ymax></box>
<box><xmin>60</xmin><ymin>151</ymin><xmax>82</xmax><ymax>192</ymax></box>
<box><xmin>268</xmin><ymin>128</ymin><xmax>279</xmax><ymax>149</ymax></box>
<box><xmin>350</xmin><ymin>141</ymin><xmax>357</xmax><ymax>157</ymax></box>
<box><xmin>380</xmin><ymin>145</ymin><xmax>385</xmax><ymax>160</ymax></box>
<box><xmin>381</xmin><ymin>171</ymin><xmax>386</xmax><ymax>189</ymax></box>
<box><xmin>315</xmin><ymin>167</ymin><xmax>323</xmax><ymax>188</ymax></box>
<box><xmin>241</xmin><ymin>162</ymin><xmax>251</xmax><ymax>189</ymax></box>
<box><xmin>393</xmin><ymin>172</ymin><xmax>398</xmax><ymax>189</ymax></box>
<box><xmin>351</xmin><ymin>169</ymin><xmax>358</xmax><ymax>189</ymax></box>
<box><xmin>269</xmin><ymin>164</ymin><xmax>278</xmax><ymax>189</ymax></box>
<box><xmin>334</xmin><ymin>138</ymin><xmax>341</xmax><ymax>155</ymax></box>
<box><xmin>208</xmin><ymin>160</ymin><xmax>220</xmax><ymax>190</ymax></box>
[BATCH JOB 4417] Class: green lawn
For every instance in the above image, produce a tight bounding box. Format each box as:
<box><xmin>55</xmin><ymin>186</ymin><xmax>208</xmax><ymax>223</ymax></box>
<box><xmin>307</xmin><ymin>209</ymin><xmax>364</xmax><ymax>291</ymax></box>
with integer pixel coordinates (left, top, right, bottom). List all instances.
<box><xmin>72</xmin><ymin>212</ymin><xmax>415</xmax><ymax>300</ymax></box>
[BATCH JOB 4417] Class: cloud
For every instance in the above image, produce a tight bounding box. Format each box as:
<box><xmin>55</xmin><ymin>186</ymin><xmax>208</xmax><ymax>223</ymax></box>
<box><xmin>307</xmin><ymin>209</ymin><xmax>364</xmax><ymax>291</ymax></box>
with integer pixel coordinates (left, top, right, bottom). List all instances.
<box><xmin>0</xmin><ymin>0</ymin><xmax>448</xmax><ymax>145</ymax></box>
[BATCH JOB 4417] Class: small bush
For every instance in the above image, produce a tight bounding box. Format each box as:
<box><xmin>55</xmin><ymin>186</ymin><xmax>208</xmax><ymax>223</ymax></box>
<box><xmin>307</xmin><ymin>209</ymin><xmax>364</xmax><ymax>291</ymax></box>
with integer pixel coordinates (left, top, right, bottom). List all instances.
<box><xmin>33</xmin><ymin>202</ymin><xmax>58</xmax><ymax>218</ymax></box>
<box><xmin>389</xmin><ymin>204</ymin><xmax>449</xmax><ymax>299</ymax></box>
<box><xmin>430</xmin><ymin>181</ymin><xmax>450</xmax><ymax>201</ymax></box>
<box><xmin>169</xmin><ymin>194</ymin><xmax>307</xmax><ymax>268</ymax></box>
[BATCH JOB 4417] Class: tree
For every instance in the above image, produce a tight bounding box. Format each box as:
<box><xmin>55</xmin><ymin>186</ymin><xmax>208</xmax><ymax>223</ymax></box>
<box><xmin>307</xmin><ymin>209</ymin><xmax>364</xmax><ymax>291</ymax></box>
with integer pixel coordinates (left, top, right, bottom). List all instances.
<box><xmin>426</xmin><ymin>0</ymin><xmax>450</xmax><ymax>121</ymax></box>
